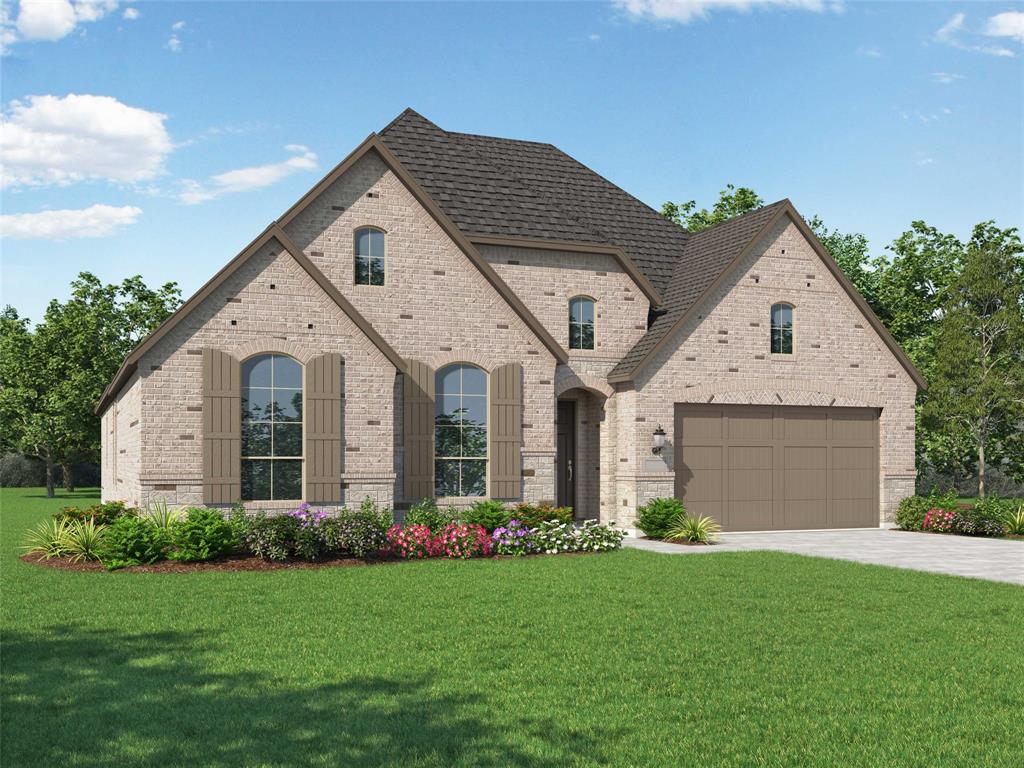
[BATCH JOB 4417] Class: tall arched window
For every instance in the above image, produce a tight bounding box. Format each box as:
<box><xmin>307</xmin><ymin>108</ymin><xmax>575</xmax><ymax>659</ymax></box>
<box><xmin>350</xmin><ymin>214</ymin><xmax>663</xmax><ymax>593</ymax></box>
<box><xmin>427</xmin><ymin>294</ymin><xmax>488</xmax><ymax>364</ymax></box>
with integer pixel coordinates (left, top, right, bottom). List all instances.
<box><xmin>434</xmin><ymin>364</ymin><xmax>487</xmax><ymax>497</ymax></box>
<box><xmin>241</xmin><ymin>354</ymin><xmax>303</xmax><ymax>500</ymax></box>
<box><xmin>770</xmin><ymin>303</ymin><xmax>793</xmax><ymax>354</ymax></box>
<box><xmin>354</xmin><ymin>227</ymin><xmax>385</xmax><ymax>286</ymax></box>
<box><xmin>569</xmin><ymin>296</ymin><xmax>595</xmax><ymax>350</ymax></box>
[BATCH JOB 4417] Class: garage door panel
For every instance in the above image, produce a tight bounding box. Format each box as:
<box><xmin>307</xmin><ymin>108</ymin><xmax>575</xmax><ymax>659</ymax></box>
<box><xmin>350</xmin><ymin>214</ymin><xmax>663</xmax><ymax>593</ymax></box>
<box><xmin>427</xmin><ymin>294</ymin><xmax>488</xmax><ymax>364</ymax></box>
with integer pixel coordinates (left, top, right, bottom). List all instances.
<box><xmin>675</xmin><ymin>404</ymin><xmax>878</xmax><ymax>531</ymax></box>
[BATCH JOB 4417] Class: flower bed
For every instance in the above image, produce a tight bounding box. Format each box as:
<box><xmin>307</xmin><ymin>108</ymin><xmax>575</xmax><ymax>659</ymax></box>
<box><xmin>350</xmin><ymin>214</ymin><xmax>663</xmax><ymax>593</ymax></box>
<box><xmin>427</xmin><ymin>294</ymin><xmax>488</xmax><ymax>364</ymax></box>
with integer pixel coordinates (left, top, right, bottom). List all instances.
<box><xmin>896</xmin><ymin>493</ymin><xmax>1023</xmax><ymax>538</ymax></box>
<box><xmin>20</xmin><ymin>498</ymin><xmax>626</xmax><ymax>572</ymax></box>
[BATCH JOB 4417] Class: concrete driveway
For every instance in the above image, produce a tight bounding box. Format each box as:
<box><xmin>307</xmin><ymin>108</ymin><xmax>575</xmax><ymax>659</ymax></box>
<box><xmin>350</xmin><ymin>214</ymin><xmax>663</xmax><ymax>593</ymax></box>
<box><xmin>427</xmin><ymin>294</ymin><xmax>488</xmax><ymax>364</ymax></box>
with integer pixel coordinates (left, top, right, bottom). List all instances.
<box><xmin>625</xmin><ymin>528</ymin><xmax>1024</xmax><ymax>585</ymax></box>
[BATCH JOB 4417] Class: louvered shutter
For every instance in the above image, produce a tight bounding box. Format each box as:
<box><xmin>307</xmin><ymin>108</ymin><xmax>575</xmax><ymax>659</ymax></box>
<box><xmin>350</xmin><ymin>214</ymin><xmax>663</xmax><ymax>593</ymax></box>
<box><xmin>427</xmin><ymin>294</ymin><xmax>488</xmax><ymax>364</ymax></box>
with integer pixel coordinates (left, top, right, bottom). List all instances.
<box><xmin>489</xmin><ymin>362</ymin><xmax>522</xmax><ymax>500</ymax></box>
<box><xmin>305</xmin><ymin>352</ymin><xmax>343</xmax><ymax>502</ymax></box>
<box><xmin>403</xmin><ymin>360</ymin><xmax>435</xmax><ymax>501</ymax></box>
<box><xmin>203</xmin><ymin>348</ymin><xmax>241</xmax><ymax>504</ymax></box>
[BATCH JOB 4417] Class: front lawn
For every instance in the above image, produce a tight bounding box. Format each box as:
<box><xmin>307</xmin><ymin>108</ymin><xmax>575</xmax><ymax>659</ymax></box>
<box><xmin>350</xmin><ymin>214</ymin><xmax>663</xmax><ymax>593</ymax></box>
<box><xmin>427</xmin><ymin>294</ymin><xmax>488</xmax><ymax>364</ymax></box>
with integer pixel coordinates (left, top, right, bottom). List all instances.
<box><xmin>2</xmin><ymin>487</ymin><xmax>1021</xmax><ymax>767</ymax></box>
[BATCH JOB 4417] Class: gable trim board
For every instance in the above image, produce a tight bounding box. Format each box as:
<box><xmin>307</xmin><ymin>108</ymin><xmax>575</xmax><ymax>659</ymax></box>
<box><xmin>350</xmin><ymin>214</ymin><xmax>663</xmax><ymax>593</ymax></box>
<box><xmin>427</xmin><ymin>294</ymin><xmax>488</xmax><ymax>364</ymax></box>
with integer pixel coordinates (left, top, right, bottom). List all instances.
<box><xmin>467</xmin><ymin>234</ymin><xmax>663</xmax><ymax>306</ymax></box>
<box><xmin>608</xmin><ymin>201</ymin><xmax>927</xmax><ymax>390</ymax></box>
<box><xmin>277</xmin><ymin>134</ymin><xmax>569</xmax><ymax>365</ymax></box>
<box><xmin>95</xmin><ymin>224</ymin><xmax>406</xmax><ymax>416</ymax></box>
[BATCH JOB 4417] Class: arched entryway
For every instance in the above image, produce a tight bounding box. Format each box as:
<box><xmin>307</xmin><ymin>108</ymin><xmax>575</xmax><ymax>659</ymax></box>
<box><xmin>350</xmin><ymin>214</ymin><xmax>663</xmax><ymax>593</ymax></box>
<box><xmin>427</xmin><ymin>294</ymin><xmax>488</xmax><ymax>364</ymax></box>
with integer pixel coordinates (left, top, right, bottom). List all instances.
<box><xmin>556</xmin><ymin>386</ymin><xmax>606</xmax><ymax>520</ymax></box>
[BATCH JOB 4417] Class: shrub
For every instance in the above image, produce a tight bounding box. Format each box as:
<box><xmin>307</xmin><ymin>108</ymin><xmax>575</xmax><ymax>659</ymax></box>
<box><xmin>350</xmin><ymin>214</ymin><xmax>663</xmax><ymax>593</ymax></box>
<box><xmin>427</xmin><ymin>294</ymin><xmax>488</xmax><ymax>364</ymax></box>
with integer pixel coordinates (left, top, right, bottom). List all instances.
<box><xmin>0</xmin><ymin>453</ymin><xmax>45</xmax><ymax>487</ymax></box>
<box><xmin>405</xmin><ymin>498</ymin><xmax>457</xmax><ymax>532</ymax></box>
<box><xmin>286</xmin><ymin>502</ymin><xmax>331</xmax><ymax>560</ymax></box>
<box><xmin>492</xmin><ymin>519</ymin><xmax>538</xmax><ymax>556</ymax></box>
<box><xmin>20</xmin><ymin>518</ymin><xmax>73</xmax><ymax>559</ymax></box>
<box><xmin>386</xmin><ymin>524</ymin><xmax>436</xmax><ymax>559</ymax></box>
<box><xmin>954</xmin><ymin>497</ymin><xmax>1012</xmax><ymax>537</ymax></box>
<box><xmin>510</xmin><ymin>503</ymin><xmax>573</xmax><ymax>527</ymax></box>
<box><xmin>321</xmin><ymin>501</ymin><xmax>391</xmax><ymax>558</ymax></box>
<box><xmin>462</xmin><ymin>499</ymin><xmax>511</xmax><ymax>532</ymax></box>
<box><xmin>64</xmin><ymin>518</ymin><xmax>107</xmax><ymax>562</ymax></box>
<box><xmin>1003</xmin><ymin>506</ymin><xmax>1024</xmax><ymax>536</ymax></box>
<box><xmin>169</xmin><ymin>508</ymin><xmax>236</xmax><ymax>562</ymax></box>
<box><xmin>636</xmin><ymin>498</ymin><xmax>685</xmax><ymax>538</ymax></box>
<box><xmin>99</xmin><ymin>515</ymin><xmax>169</xmax><ymax>570</ymax></box>
<box><xmin>896</xmin><ymin>491</ymin><xmax>958</xmax><ymax>531</ymax></box>
<box><xmin>665</xmin><ymin>514</ymin><xmax>721</xmax><ymax>544</ymax></box>
<box><xmin>57</xmin><ymin>501</ymin><xmax>134</xmax><ymax>526</ymax></box>
<box><xmin>532</xmin><ymin>520</ymin><xmax>625</xmax><ymax>554</ymax></box>
<box><xmin>922</xmin><ymin>508</ymin><xmax>958</xmax><ymax>533</ymax></box>
<box><xmin>241</xmin><ymin>512</ymin><xmax>298</xmax><ymax>562</ymax></box>
<box><xmin>434</xmin><ymin>523</ymin><xmax>492</xmax><ymax>559</ymax></box>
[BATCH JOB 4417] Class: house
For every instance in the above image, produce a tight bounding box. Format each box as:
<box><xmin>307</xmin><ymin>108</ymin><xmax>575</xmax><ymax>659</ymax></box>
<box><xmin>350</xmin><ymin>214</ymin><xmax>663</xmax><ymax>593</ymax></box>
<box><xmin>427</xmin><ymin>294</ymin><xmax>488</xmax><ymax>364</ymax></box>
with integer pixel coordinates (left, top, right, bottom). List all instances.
<box><xmin>97</xmin><ymin>109</ymin><xmax>924</xmax><ymax>531</ymax></box>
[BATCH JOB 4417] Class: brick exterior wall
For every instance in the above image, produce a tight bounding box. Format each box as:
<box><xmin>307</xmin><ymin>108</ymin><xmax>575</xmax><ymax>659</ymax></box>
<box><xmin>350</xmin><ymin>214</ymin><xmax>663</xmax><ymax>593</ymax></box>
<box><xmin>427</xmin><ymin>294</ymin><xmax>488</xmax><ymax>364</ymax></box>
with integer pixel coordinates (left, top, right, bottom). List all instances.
<box><xmin>101</xmin><ymin>372</ymin><xmax>142</xmax><ymax>506</ymax></box>
<box><xmin>610</xmin><ymin>218</ymin><xmax>917</xmax><ymax>528</ymax></box>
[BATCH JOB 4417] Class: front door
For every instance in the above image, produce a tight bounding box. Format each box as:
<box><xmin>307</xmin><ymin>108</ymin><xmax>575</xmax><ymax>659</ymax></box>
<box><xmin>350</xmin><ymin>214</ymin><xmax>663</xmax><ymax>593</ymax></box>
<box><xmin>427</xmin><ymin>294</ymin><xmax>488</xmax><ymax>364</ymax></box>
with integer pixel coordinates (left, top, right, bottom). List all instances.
<box><xmin>556</xmin><ymin>400</ymin><xmax>576</xmax><ymax>511</ymax></box>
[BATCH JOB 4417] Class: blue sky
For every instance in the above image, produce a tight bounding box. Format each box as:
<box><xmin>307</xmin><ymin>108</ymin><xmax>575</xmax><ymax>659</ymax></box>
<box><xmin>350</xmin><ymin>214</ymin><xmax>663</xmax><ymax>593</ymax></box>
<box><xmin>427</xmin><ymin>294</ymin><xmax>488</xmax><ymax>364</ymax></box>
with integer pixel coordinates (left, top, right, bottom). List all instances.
<box><xmin>2</xmin><ymin>0</ymin><xmax>1022</xmax><ymax>323</ymax></box>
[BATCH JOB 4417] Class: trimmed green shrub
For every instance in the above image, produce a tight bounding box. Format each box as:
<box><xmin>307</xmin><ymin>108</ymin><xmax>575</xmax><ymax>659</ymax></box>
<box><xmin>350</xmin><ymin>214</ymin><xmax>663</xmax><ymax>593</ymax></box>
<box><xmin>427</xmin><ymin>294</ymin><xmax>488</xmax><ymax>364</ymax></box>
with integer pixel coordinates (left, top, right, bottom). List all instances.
<box><xmin>956</xmin><ymin>496</ymin><xmax>1016</xmax><ymax>537</ymax></box>
<box><xmin>636</xmin><ymin>497</ymin><xmax>685</xmax><ymax>538</ymax></box>
<box><xmin>666</xmin><ymin>514</ymin><xmax>721</xmax><ymax>544</ymax></box>
<box><xmin>99</xmin><ymin>515</ymin><xmax>169</xmax><ymax>570</ymax></box>
<box><xmin>169</xmin><ymin>507</ymin><xmax>236</xmax><ymax>561</ymax></box>
<box><xmin>895</xmin><ymin>491</ymin><xmax>958</xmax><ymax>531</ymax></box>
<box><xmin>404</xmin><ymin>498</ymin><xmax>457</xmax><ymax>532</ymax></box>
<box><xmin>240</xmin><ymin>512</ymin><xmax>298</xmax><ymax>562</ymax></box>
<box><xmin>462</xmin><ymin>499</ymin><xmax>511</xmax><ymax>532</ymax></box>
<box><xmin>322</xmin><ymin>499</ymin><xmax>392</xmax><ymax>557</ymax></box>
<box><xmin>510</xmin><ymin>502</ymin><xmax>574</xmax><ymax>527</ymax></box>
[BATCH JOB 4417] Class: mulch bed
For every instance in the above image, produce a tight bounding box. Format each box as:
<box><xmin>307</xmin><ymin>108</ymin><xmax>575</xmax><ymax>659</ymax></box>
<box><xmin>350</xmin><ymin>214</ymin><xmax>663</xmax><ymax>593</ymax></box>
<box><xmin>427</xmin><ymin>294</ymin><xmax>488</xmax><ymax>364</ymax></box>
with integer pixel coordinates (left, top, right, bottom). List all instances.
<box><xmin>20</xmin><ymin>551</ymin><xmax>374</xmax><ymax>573</ymax></box>
<box><xmin>641</xmin><ymin>537</ymin><xmax>714</xmax><ymax>546</ymax></box>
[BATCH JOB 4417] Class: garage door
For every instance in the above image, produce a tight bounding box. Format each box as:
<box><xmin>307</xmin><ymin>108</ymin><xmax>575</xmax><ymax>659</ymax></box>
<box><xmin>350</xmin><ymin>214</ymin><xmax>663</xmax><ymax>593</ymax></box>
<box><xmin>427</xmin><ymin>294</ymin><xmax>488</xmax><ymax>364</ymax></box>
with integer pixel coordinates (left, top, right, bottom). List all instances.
<box><xmin>674</xmin><ymin>404</ymin><xmax>878</xmax><ymax>531</ymax></box>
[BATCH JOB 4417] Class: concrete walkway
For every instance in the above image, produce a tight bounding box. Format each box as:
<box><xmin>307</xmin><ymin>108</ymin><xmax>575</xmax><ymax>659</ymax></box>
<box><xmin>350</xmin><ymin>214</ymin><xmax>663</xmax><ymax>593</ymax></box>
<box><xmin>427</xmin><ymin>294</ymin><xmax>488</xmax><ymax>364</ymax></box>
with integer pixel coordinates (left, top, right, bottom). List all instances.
<box><xmin>625</xmin><ymin>528</ymin><xmax>1024</xmax><ymax>585</ymax></box>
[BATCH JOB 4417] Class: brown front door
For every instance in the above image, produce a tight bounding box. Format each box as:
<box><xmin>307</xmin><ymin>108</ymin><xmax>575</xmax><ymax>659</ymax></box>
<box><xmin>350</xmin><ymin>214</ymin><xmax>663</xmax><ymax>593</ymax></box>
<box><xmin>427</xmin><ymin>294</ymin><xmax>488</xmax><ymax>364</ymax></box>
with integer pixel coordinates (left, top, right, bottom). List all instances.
<box><xmin>556</xmin><ymin>400</ymin><xmax>576</xmax><ymax>511</ymax></box>
<box><xmin>674</xmin><ymin>403</ymin><xmax>879</xmax><ymax>531</ymax></box>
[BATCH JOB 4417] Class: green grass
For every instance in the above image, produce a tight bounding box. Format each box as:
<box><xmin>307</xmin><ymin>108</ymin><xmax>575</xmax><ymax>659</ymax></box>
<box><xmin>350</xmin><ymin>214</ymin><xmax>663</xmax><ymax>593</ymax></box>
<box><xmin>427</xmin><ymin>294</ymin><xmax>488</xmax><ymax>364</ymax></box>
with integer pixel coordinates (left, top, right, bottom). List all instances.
<box><xmin>2</xmin><ymin>487</ymin><xmax>1022</xmax><ymax>767</ymax></box>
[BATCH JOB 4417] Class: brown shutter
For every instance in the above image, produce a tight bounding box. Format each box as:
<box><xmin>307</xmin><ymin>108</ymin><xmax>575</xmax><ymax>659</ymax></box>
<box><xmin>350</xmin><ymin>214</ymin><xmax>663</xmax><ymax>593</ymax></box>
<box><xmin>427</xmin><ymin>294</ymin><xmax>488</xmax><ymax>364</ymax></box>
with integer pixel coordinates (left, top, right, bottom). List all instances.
<box><xmin>403</xmin><ymin>360</ymin><xmax>435</xmax><ymax>501</ymax></box>
<box><xmin>305</xmin><ymin>352</ymin><xmax>343</xmax><ymax>503</ymax></box>
<box><xmin>489</xmin><ymin>362</ymin><xmax>522</xmax><ymax>500</ymax></box>
<box><xmin>203</xmin><ymin>349</ymin><xmax>241</xmax><ymax>504</ymax></box>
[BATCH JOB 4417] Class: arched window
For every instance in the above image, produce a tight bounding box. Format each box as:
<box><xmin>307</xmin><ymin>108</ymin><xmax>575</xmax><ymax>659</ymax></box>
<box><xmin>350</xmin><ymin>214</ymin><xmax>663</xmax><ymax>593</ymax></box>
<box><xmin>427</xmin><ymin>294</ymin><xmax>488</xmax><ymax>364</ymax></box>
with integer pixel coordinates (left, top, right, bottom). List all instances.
<box><xmin>354</xmin><ymin>227</ymin><xmax>385</xmax><ymax>286</ymax></box>
<box><xmin>569</xmin><ymin>296</ymin><xmax>595</xmax><ymax>350</ymax></box>
<box><xmin>770</xmin><ymin>303</ymin><xmax>793</xmax><ymax>354</ymax></box>
<box><xmin>434</xmin><ymin>364</ymin><xmax>487</xmax><ymax>497</ymax></box>
<box><xmin>241</xmin><ymin>354</ymin><xmax>303</xmax><ymax>500</ymax></box>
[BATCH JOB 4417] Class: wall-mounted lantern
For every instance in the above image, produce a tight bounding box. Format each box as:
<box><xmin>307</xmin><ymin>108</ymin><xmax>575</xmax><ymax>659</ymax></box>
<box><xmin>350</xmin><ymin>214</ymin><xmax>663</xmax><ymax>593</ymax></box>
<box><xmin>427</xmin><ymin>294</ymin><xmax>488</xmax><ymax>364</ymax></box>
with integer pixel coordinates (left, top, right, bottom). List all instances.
<box><xmin>652</xmin><ymin>425</ymin><xmax>667</xmax><ymax>455</ymax></box>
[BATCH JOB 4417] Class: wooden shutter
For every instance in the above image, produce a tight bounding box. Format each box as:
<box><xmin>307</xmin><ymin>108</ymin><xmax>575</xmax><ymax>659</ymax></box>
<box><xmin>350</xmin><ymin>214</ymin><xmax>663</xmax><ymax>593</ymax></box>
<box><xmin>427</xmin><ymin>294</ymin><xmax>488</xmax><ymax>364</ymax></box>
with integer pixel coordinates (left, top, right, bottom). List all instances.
<box><xmin>203</xmin><ymin>349</ymin><xmax>241</xmax><ymax>504</ymax></box>
<box><xmin>305</xmin><ymin>352</ymin><xmax>343</xmax><ymax>503</ymax></box>
<box><xmin>489</xmin><ymin>362</ymin><xmax>523</xmax><ymax>500</ymax></box>
<box><xmin>403</xmin><ymin>360</ymin><xmax>435</xmax><ymax>501</ymax></box>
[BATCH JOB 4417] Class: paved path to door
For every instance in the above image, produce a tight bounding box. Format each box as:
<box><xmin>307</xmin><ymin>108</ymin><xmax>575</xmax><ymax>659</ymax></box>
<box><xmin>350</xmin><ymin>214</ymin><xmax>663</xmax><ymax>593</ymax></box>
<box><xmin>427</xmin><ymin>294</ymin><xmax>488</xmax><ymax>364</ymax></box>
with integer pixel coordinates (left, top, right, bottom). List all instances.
<box><xmin>625</xmin><ymin>529</ymin><xmax>1024</xmax><ymax>585</ymax></box>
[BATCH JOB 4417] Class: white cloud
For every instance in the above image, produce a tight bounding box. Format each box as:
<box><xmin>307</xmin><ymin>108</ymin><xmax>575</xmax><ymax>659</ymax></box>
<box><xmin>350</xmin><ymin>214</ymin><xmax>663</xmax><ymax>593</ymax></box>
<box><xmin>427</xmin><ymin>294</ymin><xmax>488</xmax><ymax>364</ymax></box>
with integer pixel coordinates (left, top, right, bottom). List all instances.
<box><xmin>985</xmin><ymin>11</ymin><xmax>1024</xmax><ymax>43</ymax></box>
<box><xmin>914</xmin><ymin>156</ymin><xmax>934</xmax><ymax>167</ymax></box>
<box><xmin>3</xmin><ymin>0</ymin><xmax>117</xmax><ymax>51</ymax></box>
<box><xmin>179</xmin><ymin>145</ymin><xmax>318</xmax><ymax>204</ymax></box>
<box><xmin>1</xmin><ymin>93</ymin><xmax>172</xmax><ymax>188</ymax></box>
<box><xmin>166</xmin><ymin>33</ymin><xmax>180</xmax><ymax>52</ymax></box>
<box><xmin>856</xmin><ymin>45</ymin><xmax>882</xmax><ymax>58</ymax></box>
<box><xmin>931</xmin><ymin>71</ymin><xmax>963</xmax><ymax>84</ymax></box>
<box><xmin>588</xmin><ymin>32</ymin><xmax>601</xmax><ymax>42</ymax></box>
<box><xmin>0</xmin><ymin>203</ymin><xmax>141</xmax><ymax>239</ymax></box>
<box><xmin>122</xmin><ymin>7</ymin><xmax>138</xmax><ymax>20</ymax></box>
<box><xmin>613</xmin><ymin>0</ymin><xmax>831</xmax><ymax>25</ymax></box>
<box><xmin>171</xmin><ymin>19</ymin><xmax>185</xmax><ymax>31</ymax></box>
<box><xmin>935</xmin><ymin>12</ymin><xmax>1015</xmax><ymax>57</ymax></box>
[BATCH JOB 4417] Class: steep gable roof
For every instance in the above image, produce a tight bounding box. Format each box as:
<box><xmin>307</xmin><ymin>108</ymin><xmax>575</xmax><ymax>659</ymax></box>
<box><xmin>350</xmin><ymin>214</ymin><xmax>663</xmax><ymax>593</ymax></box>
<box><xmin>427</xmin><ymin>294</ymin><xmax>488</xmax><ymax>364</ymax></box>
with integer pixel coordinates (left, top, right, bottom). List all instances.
<box><xmin>608</xmin><ymin>200</ymin><xmax>927</xmax><ymax>389</ymax></box>
<box><xmin>96</xmin><ymin>224</ymin><xmax>406</xmax><ymax>415</ymax></box>
<box><xmin>378</xmin><ymin>109</ymin><xmax>687</xmax><ymax>297</ymax></box>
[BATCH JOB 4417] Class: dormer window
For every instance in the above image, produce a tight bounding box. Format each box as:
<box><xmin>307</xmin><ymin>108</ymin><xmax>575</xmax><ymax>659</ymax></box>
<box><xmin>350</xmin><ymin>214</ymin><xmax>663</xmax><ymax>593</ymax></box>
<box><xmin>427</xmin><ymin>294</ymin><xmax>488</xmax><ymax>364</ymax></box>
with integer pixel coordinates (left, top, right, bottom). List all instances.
<box><xmin>569</xmin><ymin>296</ymin><xmax>595</xmax><ymax>350</ymax></box>
<box><xmin>770</xmin><ymin>303</ymin><xmax>793</xmax><ymax>354</ymax></box>
<box><xmin>354</xmin><ymin>227</ymin><xmax>385</xmax><ymax>286</ymax></box>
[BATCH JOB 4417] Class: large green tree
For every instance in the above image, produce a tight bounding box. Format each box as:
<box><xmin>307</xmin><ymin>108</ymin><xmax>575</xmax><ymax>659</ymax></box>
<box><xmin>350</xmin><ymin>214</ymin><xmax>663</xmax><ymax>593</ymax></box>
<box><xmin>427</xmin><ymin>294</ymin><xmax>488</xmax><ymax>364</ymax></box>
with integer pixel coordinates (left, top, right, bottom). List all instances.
<box><xmin>0</xmin><ymin>273</ymin><xmax>181</xmax><ymax>496</ymax></box>
<box><xmin>920</xmin><ymin>223</ymin><xmax>1024</xmax><ymax>496</ymax></box>
<box><xmin>661</xmin><ymin>184</ymin><xmax>764</xmax><ymax>232</ymax></box>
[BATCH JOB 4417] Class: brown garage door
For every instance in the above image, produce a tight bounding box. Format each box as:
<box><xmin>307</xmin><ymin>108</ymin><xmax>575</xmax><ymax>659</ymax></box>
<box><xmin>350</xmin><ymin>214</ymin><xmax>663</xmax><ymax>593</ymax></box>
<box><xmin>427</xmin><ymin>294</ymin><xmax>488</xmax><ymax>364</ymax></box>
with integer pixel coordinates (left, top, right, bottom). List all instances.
<box><xmin>674</xmin><ymin>404</ymin><xmax>878</xmax><ymax>531</ymax></box>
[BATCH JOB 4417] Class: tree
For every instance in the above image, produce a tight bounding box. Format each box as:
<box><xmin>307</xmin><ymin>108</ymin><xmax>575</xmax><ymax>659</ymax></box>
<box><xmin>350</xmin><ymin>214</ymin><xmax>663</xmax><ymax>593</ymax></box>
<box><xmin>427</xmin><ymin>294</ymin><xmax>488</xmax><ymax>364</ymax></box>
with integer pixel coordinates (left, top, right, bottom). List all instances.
<box><xmin>0</xmin><ymin>274</ymin><xmax>181</xmax><ymax>496</ymax></box>
<box><xmin>661</xmin><ymin>184</ymin><xmax>764</xmax><ymax>232</ymax></box>
<box><xmin>921</xmin><ymin>223</ymin><xmax>1024</xmax><ymax>497</ymax></box>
